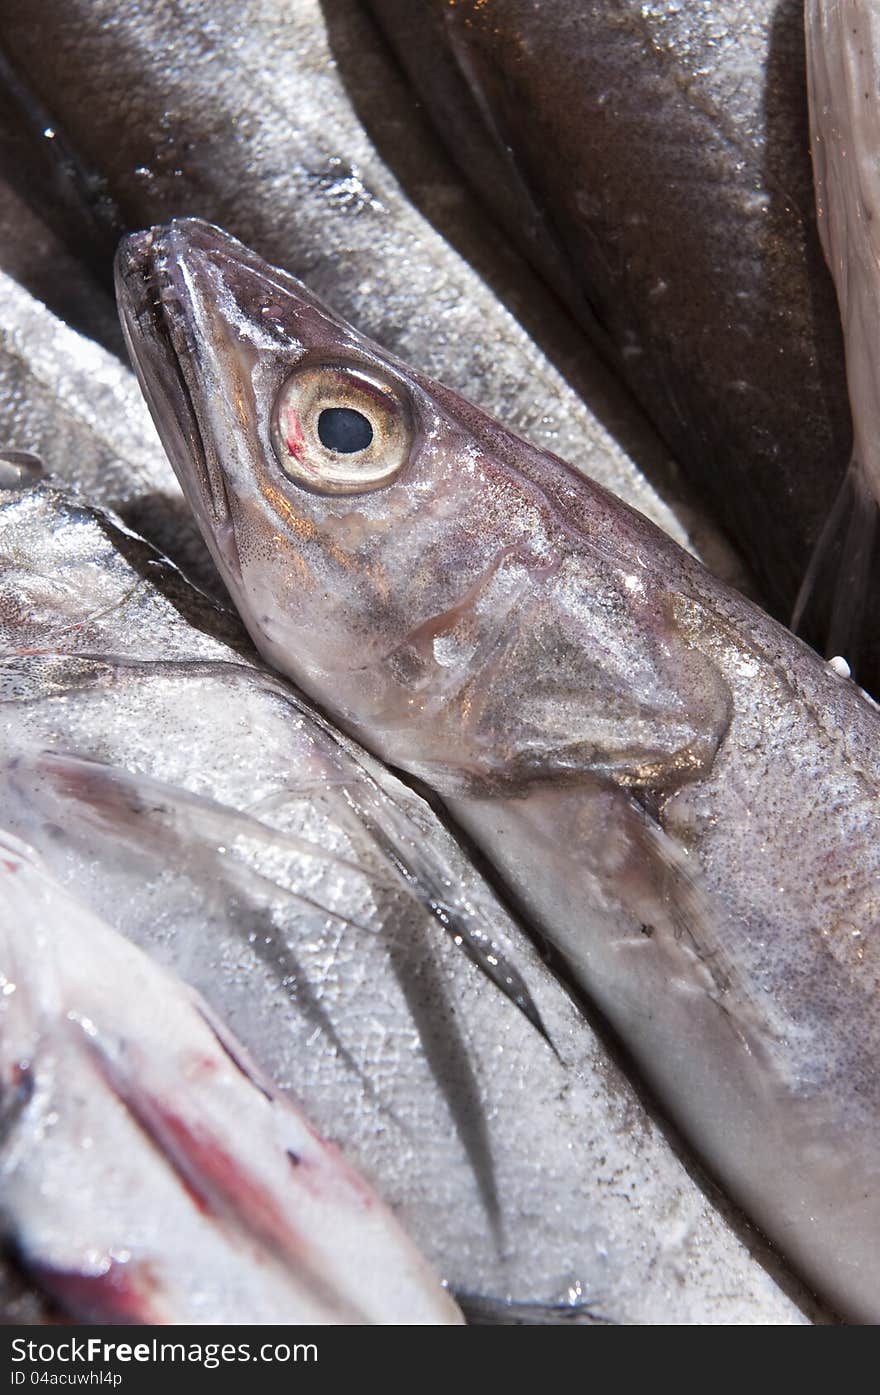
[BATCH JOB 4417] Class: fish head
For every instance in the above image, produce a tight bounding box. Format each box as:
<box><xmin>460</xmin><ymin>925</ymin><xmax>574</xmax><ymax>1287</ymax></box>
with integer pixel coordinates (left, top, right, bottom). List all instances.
<box><xmin>117</xmin><ymin>219</ymin><xmax>730</xmax><ymax>794</ymax></box>
<box><xmin>115</xmin><ymin>220</ymin><xmax>484</xmax><ymax>717</ymax></box>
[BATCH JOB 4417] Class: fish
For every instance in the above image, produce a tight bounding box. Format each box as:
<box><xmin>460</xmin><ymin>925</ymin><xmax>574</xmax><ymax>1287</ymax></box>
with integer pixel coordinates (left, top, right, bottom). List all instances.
<box><xmin>117</xmin><ymin>216</ymin><xmax>880</xmax><ymax>1322</ymax></box>
<box><xmin>794</xmin><ymin>2</ymin><xmax>880</xmax><ymax>669</ymax></box>
<box><xmin>0</xmin><ymin>0</ymin><xmax>747</xmax><ymax>585</ymax></box>
<box><xmin>364</xmin><ymin>0</ymin><xmax>875</xmax><ymax>682</ymax></box>
<box><xmin>0</xmin><ymin>829</ymin><xmax>461</xmax><ymax>1324</ymax></box>
<box><xmin>0</xmin><ymin>477</ymin><xmax>813</xmax><ymax>1325</ymax></box>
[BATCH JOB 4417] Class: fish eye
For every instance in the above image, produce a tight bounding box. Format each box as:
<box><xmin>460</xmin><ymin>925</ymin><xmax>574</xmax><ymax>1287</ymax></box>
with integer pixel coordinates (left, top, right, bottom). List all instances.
<box><xmin>271</xmin><ymin>362</ymin><xmax>412</xmax><ymax>494</ymax></box>
<box><xmin>317</xmin><ymin>407</ymin><xmax>373</xmax><ymax>454</ymax></box>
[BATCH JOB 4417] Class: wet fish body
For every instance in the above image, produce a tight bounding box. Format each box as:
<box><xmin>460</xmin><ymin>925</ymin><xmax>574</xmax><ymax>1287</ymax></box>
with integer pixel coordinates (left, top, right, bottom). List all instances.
<box><xmin>0</xmin><ymin>479</ymin><xmax>810</xmax><ymax>1324</ymax></box>
<box><xmin>795</xmin><ymin>1</ymin><xmax>880</xmax><ymax>662</ymax></box>
<box><xmin>0</xmin><ymin>831</ymin><xmax>460</xmax><ymax>1324</ymax></box>
<box><xmin>117</xmin><ymin>218</ymin><xmax>880</xmax><ymax>1321</ymax></box>
<box><xmin>367</xmin><ymin>0</ymin><xmax>871</xmax><ymax>678</ymax></box>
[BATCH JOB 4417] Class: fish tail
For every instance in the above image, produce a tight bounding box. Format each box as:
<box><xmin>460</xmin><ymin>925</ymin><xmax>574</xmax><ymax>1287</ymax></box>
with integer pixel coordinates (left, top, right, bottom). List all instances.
<box><xmin>791</xmin><ymin>456</ymin><xmax>878</xmax><ymax>675</ymax></box>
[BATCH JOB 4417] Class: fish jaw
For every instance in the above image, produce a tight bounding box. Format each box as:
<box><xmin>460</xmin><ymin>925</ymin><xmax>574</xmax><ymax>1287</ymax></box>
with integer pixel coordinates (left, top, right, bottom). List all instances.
<box><xmin>114</xmin><ymin>223</ymin><xmax>242</xmax><ymax>593</ymax></box>
<box><xmin>117</xmin><ymin>219</ymin><xmax>730</xmax><ymax>799</ymax></box>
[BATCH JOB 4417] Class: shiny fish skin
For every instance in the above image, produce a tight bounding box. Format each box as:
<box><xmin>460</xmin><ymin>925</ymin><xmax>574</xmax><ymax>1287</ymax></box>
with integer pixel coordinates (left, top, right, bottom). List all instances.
<box><xmin>117</xmin><ymin>218</ymin><xmax>880</xmax><ymax>1321</ymax></box>
<box><xmin>366</xmin><ymin>0</ymin><xmax>870</xmax><ymax>679</ymax></box>
<box><xmin>0</xmin><ymin>0</ymin><xmax>742</xmax><ymax>572</ymax></box>
<box><xmin>796</xmin><ymin>1</ymin><xmax>880</xmax><ymax>666</ymax></box>
<box><xmin>0</xmin><ymin>831</ymin><xmax>461</xmax><ymax>1325</ymax></box>
<box><xmin>0</xmin><ymin>481</ymin><xmax>812</xmax><ymax>1325</ymax></box>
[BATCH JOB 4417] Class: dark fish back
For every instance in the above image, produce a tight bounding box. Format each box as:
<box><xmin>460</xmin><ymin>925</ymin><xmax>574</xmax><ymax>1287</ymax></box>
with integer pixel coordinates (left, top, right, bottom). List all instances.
<box><xmin>367</xmin><ymin>0</ymin><xmax>866</xmax><ymax>677</ymax></box>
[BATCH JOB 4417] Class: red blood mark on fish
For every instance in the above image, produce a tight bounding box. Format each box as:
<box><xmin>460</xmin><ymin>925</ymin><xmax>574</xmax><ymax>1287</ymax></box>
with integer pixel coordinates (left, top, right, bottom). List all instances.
<box><xmin>80</xmin><ymin>1029</ymin><xmax>377</xmax><ymax>1317</ymax></box>
<box><xmin>284</xmin><ymin>405</ymin><xmax>305</xmax><ymax>460</ymax></box>
<box><xmin>94</xmin><ymin>1059</ymin><xmax>309</xmax><ymax>1235</ymax></box>
<box><xmin>25</xmin><ymin>1258</ymin><xmax>162</xmax><ymax>1324</ymax></box>
<box><xmin>185</xmin><ymin>1055</ymin><xmax>219</xmax><ymax>1080</ymax></box>
<box><xmin>318</xmin><ymin>1136</ymin><xmax>375</xmax><ymax>1207</ymax></box>
<box><xmin>141</xmin><ymin>1103</ymin><xmax>291</xmax><ymax>1232</ymax></box>
<box><xmin>119</xmin><ymin>1093</ymin><xmax>370</xmax><ymax>1320</ymax></box>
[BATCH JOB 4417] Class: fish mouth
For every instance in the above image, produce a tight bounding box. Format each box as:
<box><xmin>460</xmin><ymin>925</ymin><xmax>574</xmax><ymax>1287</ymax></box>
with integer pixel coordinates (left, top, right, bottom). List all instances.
<box><xmin>114</xmin><ymin>220</ymin><xmax>241</xmax><ymax>582</ymax></box>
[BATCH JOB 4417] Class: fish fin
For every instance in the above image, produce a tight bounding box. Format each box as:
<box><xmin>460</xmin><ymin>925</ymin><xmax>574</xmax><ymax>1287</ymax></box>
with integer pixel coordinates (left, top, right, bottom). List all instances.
<box><xmin>620</xmin><ymin>791</ymin><xmax>790</xmax><ymax>1065</ymax></box>
<box><xmin>330</xmin><ymin>773</ymin><xmax>556</xmax><ymax>1051</ymax></box>
<box><xmin>425</xmin><ymin>894</ymin><xmax>558</xmax><ymax>1055</ymax></box>
<box><xmin>252</xmin><ymin>768</ymin><xmax>557</xmax><ymax>1050</ymax></box>
<box><xmin>530</xmin><ymin>782</ymin><xmax>784</xmax><ymax>1064</ymax></box>
<box><xmin>792</xmin><ymin>456</ymin><xmax>877</xmax><ymax>676</ymax></box>
<box><xmin>12</xmin><ymin>750</ymin><xmax>397</xmax><ymax>1118</ymax></box>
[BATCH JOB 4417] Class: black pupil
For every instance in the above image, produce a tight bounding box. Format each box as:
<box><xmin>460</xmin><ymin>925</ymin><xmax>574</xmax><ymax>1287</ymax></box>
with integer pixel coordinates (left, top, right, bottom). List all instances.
<box><xmin>317</xmin><ymin>407</ymin><xmax>373</xmax><ymax>454</ymax></box>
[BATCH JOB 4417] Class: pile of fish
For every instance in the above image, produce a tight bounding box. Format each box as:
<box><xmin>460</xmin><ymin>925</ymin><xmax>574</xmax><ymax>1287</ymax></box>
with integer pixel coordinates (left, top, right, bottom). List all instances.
<box><xmin>0</xmin><ymin>0</ymin><xmax>878</xmax><ymax>1325</ymax></box>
